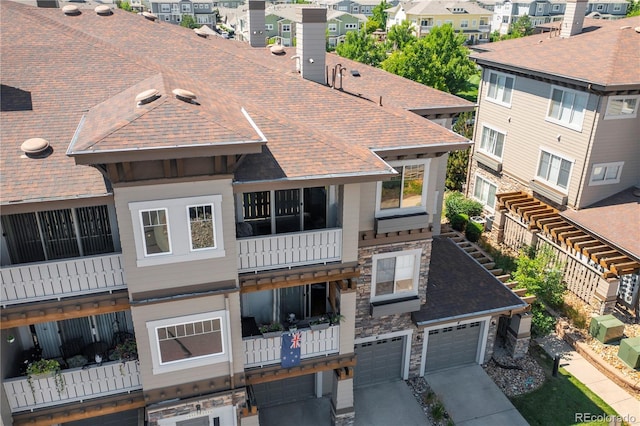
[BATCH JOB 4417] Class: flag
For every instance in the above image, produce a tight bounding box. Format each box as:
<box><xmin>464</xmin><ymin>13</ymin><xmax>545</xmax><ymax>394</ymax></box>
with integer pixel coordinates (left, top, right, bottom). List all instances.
<box><xmin>281</xmin><ymin>331</ymin><xmax>302</xmax><ymax>368</ymax></box>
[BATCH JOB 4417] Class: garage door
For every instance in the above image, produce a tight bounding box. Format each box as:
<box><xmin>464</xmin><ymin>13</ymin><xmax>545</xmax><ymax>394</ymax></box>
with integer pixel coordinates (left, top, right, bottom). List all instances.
<box><xmin>253</xmin><ymin>374</ymin><xmax>316</xmax><ymax>407</ymax></box>
<box><xmin>64</xmin><ymin>409</ymin><xmax>140</xmax><ymax>426</ymax></box>
<box><xmin>425</xmin><ymin>322</ymin><xmax>482</xmax><ymax>372</ymax></box>
<box><xmin>354</xmin><ymin>336</ymin><xmax>404</xmax><ymax>388</ymax></box>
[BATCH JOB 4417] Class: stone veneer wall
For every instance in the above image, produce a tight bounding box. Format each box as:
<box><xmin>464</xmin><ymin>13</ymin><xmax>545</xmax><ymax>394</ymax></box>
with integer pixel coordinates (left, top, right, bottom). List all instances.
<box><xmin>356</xmin><ymin>239</ymin><xmax>432</xmax><ymax>378</ymax></box>
<box><xmin>483</xmin><ymin>316</ymin><xmax>499</xmax><ymax>363</ymax></box>
<box><xmin>147</xmin><ymin>390</ymin><xmax>245</xmax><ymax>425</ymax></box>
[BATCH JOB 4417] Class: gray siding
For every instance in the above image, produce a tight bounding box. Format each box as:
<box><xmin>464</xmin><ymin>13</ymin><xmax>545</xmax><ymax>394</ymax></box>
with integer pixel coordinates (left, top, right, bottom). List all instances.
<box><xmin>358</xmin><ymin>182</ymin><xmax>376</xmax><ymax>232</ymax></box>
<box><xmin>113</xmin><ymin>179</ymin><xmax>238</xmax><ymax>294</ymax></box>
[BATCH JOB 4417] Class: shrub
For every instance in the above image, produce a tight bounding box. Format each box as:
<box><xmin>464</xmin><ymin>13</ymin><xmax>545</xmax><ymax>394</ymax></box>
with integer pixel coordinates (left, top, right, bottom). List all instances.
<box><xmin>530</xmin><ymin>302</ymin><xmax>556</xmax><ymax>336</ymax></box>
<box><xmin>450</xmin><ymin>213</ymin><xmax>468</xmax><ymax>231</ymax></box>
<box><xmin>465</xmin><ymin>220</ymin><xmax>483</xmax><ymax>242</ymax></box>
<box><xmin>564</xmin><ymin>303</ymin><xmax>588</xmax><ymax>329</ymax></box>
<box><xmin>445</xmin><ymin>191</ymin><xmax>484</xmax><ymax>222</ymax></box>
<box><xmin>431</xmin><ymin>401</ymin><xmax>446</xmax><ymax>421</ymax></box>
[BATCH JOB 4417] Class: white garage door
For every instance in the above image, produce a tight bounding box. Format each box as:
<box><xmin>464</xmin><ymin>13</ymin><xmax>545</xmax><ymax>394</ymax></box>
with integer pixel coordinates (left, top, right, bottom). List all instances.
<box><xmin>253</xmin><ymin>374</ymin><xmax>316</xmax><ymax>407</ymax></box>
<box><xmin>425</xmin><ymin>322</ymin><xmax>482</xmax><ymax>372</ymax></box>
<box><xmin>354</xmin><ymin>336</ymin><xmax>405</xmax><ymax>388</ymax></box>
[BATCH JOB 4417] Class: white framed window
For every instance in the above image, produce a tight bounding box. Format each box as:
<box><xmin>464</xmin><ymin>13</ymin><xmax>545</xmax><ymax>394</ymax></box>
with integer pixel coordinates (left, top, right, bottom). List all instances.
<box><xmin>181</xmin><ymin>3</ymin><xmax>191</xmax><ymax>12</ymax></box>
<box><xmin>328</xmin><ymin>23</ymin><xmax>338</xmax><ymax>32</ymax></box>
<box><xmin>596</xmin><ymin>3</ymin><xmax>605</xmax><ymax>10</ymax></box>
<box><xmin>129</xmin><ymin>195</ymin><xmax>225</xmax><ymax>267</ymax></box>
<box><xmin>160</xmin><ymin>3</ymin><xmax>170</xmax><ymax>12</ymax></box>
<box><xmin>461</xmin><ymin>20</ymin><xmax>469</xmax><ymax>28</ymax></box>
<box><xmin>338</xmin><ymin>5</ymin><xmax>348</xmax><ymax>10</ymax></box>
<box><xmin>473</xmin><ymin>175</ymin><xmax>497</xmax><ymax>210</ymax></box>
<box><xmin>444</xmin><ymin>19</ymin><xmax>453</xmax><ymax>25</ymax></box>
<box><xmin>345</xmin><ymin>23</ymin><xmax>357</xmax><ymax>29</ymax></box>
<box><xmin>376</xmin><ymin>159</ymin><xmax>430</xmax><ymax>217</ymax></box>
<box><xmin>281</xmin><ymin>23</ymin><xmax>291</xmax><ymax>32</ymax></box>
<box><xmin>352</xmin><ymin>5</ymin><xmax>359</xmax><ymax>12</ymax></box>
<box><xmin>536</xmin><ymin>150</ymin><xmax>573</xmax><ymax>191</ymax></box>
<box><xmin>589</xmin><ymin>162</ymin><xmax>623</xmax><ymax>186</ymax></box>
<box><xmin>147</xmin><ymin>311</ymin><xmax>229</xmax><ymax>374</ymax></box>
<box><xmin>472</xmin><ymin>19</ymin><xmax>477</xmax><ymax>27</ymax></box>
<box><xmin>552</xmin><ymin>4</ymin><xmax>560</xmax><ymax>11</ymax></box>
<box><xmin>537</xmin><ymin>4</ymin><xmax>544</xmax><ymax>13</ymax></box>
<box><xmin>604</xmin><ymin>95</ymin><xmax>638</xmax><ymax>119</ymax></box>
<box><xmin>486</xmin><ymin>71</ymin><xmax>514</xmax><ymax>106</ymax></box>
<box><xmin>546</xmin><ymin>86</ymin><xmax>587</xmax><ymax>130</ymax></box>
<box><xmin>371</xmin><ymin>249</ymin><xmax>421</xmax><ymax>302</ymax></box>
<box><xmin>613</xmin><ymin>4</ymin><xmax>621</xmax><ymax>11</ymax></box>
<box><xmin>266</xmin><ymin>23</ymin><xmax>273</xmax><ymax>30</ymax></box>
<box><xmin>479</xmin><ymin>124</ymin><xmax>506</xmax><ymax>159</ymax></box>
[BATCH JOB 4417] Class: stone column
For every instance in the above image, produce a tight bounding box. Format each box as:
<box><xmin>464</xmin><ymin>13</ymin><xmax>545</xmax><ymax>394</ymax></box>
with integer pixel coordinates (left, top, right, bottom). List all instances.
<box><xmin>506</xmin><ymin>312</ymin><xmax>531</xmax><ymax>359</ymax></box>
<box><xmin>592</xmin><ymin>277</ymin><xmax>619</xmax><ymax>314</ymax></box>
<box><xmin>331</xmin><ymin>371</ymin><xmax>354</xmax><ymax>426</ymax></box>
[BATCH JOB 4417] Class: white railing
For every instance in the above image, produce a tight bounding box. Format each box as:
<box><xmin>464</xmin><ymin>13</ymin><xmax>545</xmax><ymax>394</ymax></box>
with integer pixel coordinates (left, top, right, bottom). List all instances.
<box><xmin>479</xmin><ymin>24</ymin><xmax>491</xmax><ymax>31</ymax></box>
<box><xmin>243</xmin><ymin>325</ymin><xmax>340</xmax><ymax>368</ymax></box>
<box><xmin>3</xmin><ymin>360</ymin><xmax>141</xmax><ymax>413</ymax></box>
<box><xmin>237</xmin><ymin>228</ymin><xmax>342</xmax><ymax>273</ymax></box>
<box><xmin>1</xmin><ymin>253</ymin><xmax>126</xmax><ymax>306</ymax></box>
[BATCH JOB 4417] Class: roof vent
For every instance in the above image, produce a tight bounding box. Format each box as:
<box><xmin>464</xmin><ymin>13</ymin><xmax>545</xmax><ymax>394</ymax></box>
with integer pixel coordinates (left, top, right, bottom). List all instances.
<box><xmin>270</xmin><ymin>44</ymin><xmax>285</xmax><ymax>55</ymax></box>
<box><xmin>95</xmin><ymin>5</ymin><xmax>112</xmax><ymax>16</ymax></box>
<box><xmin>636</xmin><ymin>26</ymin><xmax>640</xmax><ymax>33</ymax></box>
<box><xmin>62</xmin><ymin>4</ymin><xmax>80</xmax><ymax>15</ymax></box>
<box><xmin>172</xmin><ymin>88</ymin><xmax>198</xmax><ymax>103</ymax></box>
<box><xmin>142</xmin><ymin>11</ymin><xmax>158</xmax><ymax>21</ymax></box>
<box><xmin>21</xmin><ymin>138</ymin><xmax>52</xmax><ymax>158</ymax></box>
<box><xmin>351</xmin><ymin>70</ymin><xmax>360</xmax><ymax>77</ymax></box>
<box><xmin>136</xmin><ymin>89</ymin><xmax>160</xmax><ymax>105</ymax></box>
<box><xmin>194</xmin><ymin>27</ymin><xmax>208</xmax><ymax>37</ymax></box>
<box><xmin>619</xmin><ymin>25</ymin><xmax>632</xmax><ymax>30</ymax></box>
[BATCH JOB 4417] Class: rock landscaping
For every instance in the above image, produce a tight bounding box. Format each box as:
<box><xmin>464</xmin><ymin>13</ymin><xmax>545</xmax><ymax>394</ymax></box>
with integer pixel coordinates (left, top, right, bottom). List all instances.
<box><xmin>406</xmin><ymin>377</ymin><xmax>453</xmax><ymax>426</ymax></box>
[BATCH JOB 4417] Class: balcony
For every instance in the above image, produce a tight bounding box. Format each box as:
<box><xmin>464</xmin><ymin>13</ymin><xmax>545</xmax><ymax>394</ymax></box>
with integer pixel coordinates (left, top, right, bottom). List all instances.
<box><xmin>237</xmin><ymin>228</ymin><xmax>342</xmax><ymax>273</ymax></box>
<box><xmin>1</xmin><ymin>253</ymin><xmax>126</xmax><ymax>307</ymax></box>
<box><xmin>479</xmin><ymin>24</ymin><xmax>491</xmax><ymax>31</ymax></box>
<box><xmin>3</xmin><ymin>360</ymin><xmax>141</xmax><ymax>413</ymax></box>
<box><xmin>243</xmin><ymin>325</ymin><xmax>340</xmax><ymax>368</ymax></box>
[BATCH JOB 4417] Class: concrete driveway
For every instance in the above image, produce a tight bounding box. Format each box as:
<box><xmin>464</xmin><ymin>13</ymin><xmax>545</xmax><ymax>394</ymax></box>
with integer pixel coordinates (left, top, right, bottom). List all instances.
<box><xmin>259</xmin><ymin>380</ymin><xmax>428</xmax><ymax>426</ymax></box>
<box><xmin>426</xmin><ymin>364</ymin><xmax>529</xmax><ymax>426</ymax></box>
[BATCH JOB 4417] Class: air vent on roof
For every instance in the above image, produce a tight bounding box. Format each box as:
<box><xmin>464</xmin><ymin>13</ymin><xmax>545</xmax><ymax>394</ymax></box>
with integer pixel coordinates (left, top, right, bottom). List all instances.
<box><xmin>172</xmin><ymin>88</ymin><xmax>198</xmax><ymax>103</ymax></box>
<box><xmin>95</xmin><ymin>5</ymin><xmax>112</xmax><ymax>16</ymax></box>
<box><xmin>21</xmin><ymin>138</ymin><xmax>52</xmax><ymax>158</ymax></box>
<box><xmin>351</xmin><ymin>70</ymin><xmax>360</xmax><ymax>77</ymax></box>
<box><xmin>142</xmin><ymin>11</ymin><xmax>158</xmax><ymax>21</ymax></box>
<box><xmin>636</xmin><ymin>26</ymin><xmax>640</xmax><ymax>33</ymax></box>
<box><xmin>62</xmin><ymin>5</ymin><xmax>80</xmax><ymax>15</ymax></box>
<box><xmin>270</xmin><ymin>44</ymin><xmax>285</xmax><ymax>55</ymax></box>
<box><xmin>194</xmin><ymin>27</ymin><xmax>208</xmax><ymax>37</ymax></box>
<box><xmin>620</xmin><ymin>25</ymin><xmax>632</xmax><ymax>30</ymax></box>
<box><xmin>136</xmin><ymin>89</ymin><xmax>160</xmax><ymax>106</ymax></box>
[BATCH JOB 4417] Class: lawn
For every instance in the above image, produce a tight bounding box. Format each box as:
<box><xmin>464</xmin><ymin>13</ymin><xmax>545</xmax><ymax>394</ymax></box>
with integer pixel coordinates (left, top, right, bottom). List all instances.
<box><xmin>511</xmin><ymin>347</ymin><xmax>623</xmax><ymax>426</ymax></box>
<box><xmin>456</xmin><ymin>74</ymin><xmax>481</xmax><ymax>103</ymax></box>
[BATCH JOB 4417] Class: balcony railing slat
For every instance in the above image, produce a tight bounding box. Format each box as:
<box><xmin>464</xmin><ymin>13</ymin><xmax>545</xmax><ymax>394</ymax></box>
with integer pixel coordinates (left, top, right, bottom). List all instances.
<box><xmin>1</xmin><ymin>253</ymin><xmax>126</xmax><ymax>306</ymax></box>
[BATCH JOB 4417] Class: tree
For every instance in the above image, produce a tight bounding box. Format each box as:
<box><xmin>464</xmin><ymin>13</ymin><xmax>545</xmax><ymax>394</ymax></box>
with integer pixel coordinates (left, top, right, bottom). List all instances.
<box><xmin>371</xmin><ymin>0</ymin><xmax>389</xmax><ymax>30</ymax></box>
<box><xmin>381</xmin><ymin>24</ymin><xmax>478</xmax><ymax>94</ymax></box>
<box><xmin>490</xmin><ymin>15</ymin><xmax>533</xmax><ymax>41</ymax></box>
<box><xmin>446</xmin><ymin>111</ymin><xmax>474</xmax><ymax>191</ymax></box>
<box><xmin>180</xmin><ymin>15</ymin><xmax>199</xmax><ymax>29</ymax></box>
<box><xmin>627</xmin><ymin>0</ymin><xmax>640</xmax><ymax>16</ymax></box>
<box><xmin>335</xmin><ymin>30</ymin><xmax>386</xmax><ymax>67</ymax></box>
<box><xmin>385</xmin><ymin>20</ymin><xmax>416</xmax><ymax>51</ymax></box>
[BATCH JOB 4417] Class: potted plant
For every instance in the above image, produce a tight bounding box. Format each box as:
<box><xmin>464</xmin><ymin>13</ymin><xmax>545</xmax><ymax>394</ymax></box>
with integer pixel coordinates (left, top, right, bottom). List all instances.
<box><xmin>329</xmin><ymin>313</ymin><xmax>345</xmax><ymax>325</ymax></box>
<box><xmin>26</xmin><ymin>358</ymin><xmax>65</xmax><ymax>398</ymax></box>
<box><xmin>259</xmin><ymin>322</ymin><xmax>284</xmax><ymax>338</ymax></box>
<box><xmin>309</xmin><ymin>315</ymin><xmax>331</xmax><ymax>331</ymax></box>
<box><xmin>109</xmin><ymin>337</ymin><xmax>138</xmax><ymax>362</ymax></box>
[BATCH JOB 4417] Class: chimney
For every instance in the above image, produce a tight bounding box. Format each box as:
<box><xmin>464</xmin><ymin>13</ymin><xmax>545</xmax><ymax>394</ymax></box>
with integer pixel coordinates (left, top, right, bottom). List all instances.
<box><xmin>561</xmin><ymin>0</ymin><xmax>588</xmax><ymax>38</ymax></box>
<box><xmin>247</xmin><ymin>0</ymin><xmax>266</xmax><ymax>48</ymax></box>
<box><xmin>296</xmin><ymin>7</ymin><xmax>327</xmax><ymax>84</ymax></box>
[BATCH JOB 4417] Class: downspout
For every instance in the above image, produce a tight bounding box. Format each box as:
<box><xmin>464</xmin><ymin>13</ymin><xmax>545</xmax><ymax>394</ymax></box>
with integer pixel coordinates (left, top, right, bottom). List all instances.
<box><xmin>573</xmin><ymin>91</ymin><xmax>601</xmax><ymax>209</ymax></box>
<box><xmin>224</xmin><ymin>295</ymin><xmax>236</xmax><ymax>409</ymax></box>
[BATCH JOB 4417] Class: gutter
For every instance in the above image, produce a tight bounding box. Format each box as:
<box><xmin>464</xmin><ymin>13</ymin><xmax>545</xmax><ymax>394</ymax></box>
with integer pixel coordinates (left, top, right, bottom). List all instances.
<box><xmin>414</xmin><ymin>303</ymin><xmax>528</xmax><ymax>327</ymax></box>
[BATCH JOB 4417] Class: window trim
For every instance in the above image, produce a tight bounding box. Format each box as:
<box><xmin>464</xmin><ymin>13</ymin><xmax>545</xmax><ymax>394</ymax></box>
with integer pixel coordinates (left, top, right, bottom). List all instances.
<box><xmin>187</xmin><ymin>203</ymin><xmax>216</xmax><ymax>252</ymax></box>
<box><xmin>588</xmin><ymin>161</ymin><xmax>624</xmax><ymax>186</ymax></box>
<box><xmin>535</xmin><ymin>148</ymin><xmax>574</xmax><ymax>193</ymax></box>
<box><xmin>478</xmin><ymin>123</ymin><xmax>506</xmax><ymax>160</ymax></box>
<box><xmin>147</xmin><ymin>310</ymin><xmax>229</xmax><ymax>375</ymax></box>
<box><xmin>281</xmin><ymin>23</ymin><xmax>291</xmax><ymax>32</ymax></box>
<box><xmin>375</xmin><ymin>159</ymin><xmax>430</xmax><ymax>218</ymax></box>
<box><xmin>139</xmin><ymin>208</ymin><xmax>172</xmax><ymax>257</ymax></box>
<box><xmin>370</xmin><ymin>249</ymin><xmax>421</xmax><ymax>303</ymax></box>
<box><xmin>604</xmin><ymin>95</ymin><xmax>639</xmax><ymax>120</ymax></box>
<box><xmin>328</xmin><ymin>23</ymin><xmax>338</xmax><ymax>32</ymax></box>
<box><xmin>485</xmin><ymin>70</ymin><xmax>515</xmax><ymax>107</ymax></box>
<box><xmin>473</xmin><ymin>174</ymin><xmax>497</xmax><ymax>211</ymax></box>
<box><xmin>545</xmin><ymin>85</ymin><xmax>588</xmax><ymax>131</ymax></box>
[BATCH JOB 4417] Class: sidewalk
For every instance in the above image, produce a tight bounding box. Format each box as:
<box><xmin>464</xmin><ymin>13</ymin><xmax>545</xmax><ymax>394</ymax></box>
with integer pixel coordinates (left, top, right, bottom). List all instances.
<box><xmin>537</xmin><ymin>334</ymin><xmax>640</xmax><ymax>426</ymax></box>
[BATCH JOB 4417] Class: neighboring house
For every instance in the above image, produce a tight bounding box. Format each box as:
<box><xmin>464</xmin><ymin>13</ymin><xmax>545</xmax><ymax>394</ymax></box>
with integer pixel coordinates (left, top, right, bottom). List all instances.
<box><xmin>1</xmin><ymin>2</ymin><xmax>530</xmax><ymax>426</ymax></box>
<box><xmin>478</xmin><ymin>0</ymin><xmax>628</xmax><ymax>35</ymax></box>
<box><xmin>386</xmin><ymin>0</ymin><xmax>493</xmax><ymax>44</ymax></box>
<box><xmin>314</xmin><ymin>0</ymin><xmax>397</xmax><ymax>17</ymax></box>
<box><xmin>466</xmin><ymin>1</ymin><xmax>640</xmax><ymax>317</ymax></box>
<box><xmin>150</xmin><ymin>0</ymin><xmax>217</xmax><ymax>25</ymax></box>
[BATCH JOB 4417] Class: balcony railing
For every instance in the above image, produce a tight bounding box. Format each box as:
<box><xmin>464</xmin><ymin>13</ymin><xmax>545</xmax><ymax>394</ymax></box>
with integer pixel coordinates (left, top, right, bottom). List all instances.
<box><xmin>243</xmin><ymin>325</ymin><xmax>340</xmax><ymax>368</ymax></box>
<box><xmin>3</xmin><ymin>360</ymin><xmax>141</xmax><ymax>413</ymax></box>
<box><xmin>237</xmin><ymin>228</ymin><xmax>342</xmax><ymax>273</ymax></box>
<box><xmin>1</xmin><ymin>253</ymin><xmax>126</xmax><ymax>307</ymax></box>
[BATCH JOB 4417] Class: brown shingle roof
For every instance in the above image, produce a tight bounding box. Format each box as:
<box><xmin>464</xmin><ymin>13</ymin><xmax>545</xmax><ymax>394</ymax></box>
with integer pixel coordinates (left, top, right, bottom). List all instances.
<box><xmin>470</xmin><ymin>17</ymin><xmax>640</xmax><ymax>90</ymax></box>
<box><xmin>1</xmin><ymin>1</ymin><xmax>471</xmax><ymax>205</ymax></box>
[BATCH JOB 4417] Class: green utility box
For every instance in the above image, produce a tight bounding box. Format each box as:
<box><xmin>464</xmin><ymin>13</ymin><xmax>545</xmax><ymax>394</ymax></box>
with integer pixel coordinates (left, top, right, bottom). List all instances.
<box><xmin>589</xmin><ymin>315</ymin><xmax>624</xmax><ymax>344</ymax></box>
<box><xmin>617</xmin><ymin>336</ymin><xmax>640</xmax><ymax>370</ymax></box>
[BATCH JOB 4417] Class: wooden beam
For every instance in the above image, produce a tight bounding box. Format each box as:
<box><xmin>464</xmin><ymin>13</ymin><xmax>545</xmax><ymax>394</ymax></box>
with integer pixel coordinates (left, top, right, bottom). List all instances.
<box><xmin>611</xmin><ymin>262</ymin><xmax>640</xmax><ymax>276</ymax></box>
<box><xmin>516</xmin><ymin>203</ymin><xmax>544</xmax><ymax>216</ymax></box>
<box><xmin>497</xmin><ymin>193</ymin><xmax>529</xmax><ymax>209</ymax></box>
<box><xmin>599</xmin><ymin>256</ymin><xmax>629</xmax><ymax>270</ymax></box>
<box><xmin>505</xmin><ymin>195</ymin><xmax>534</xmax><ymax>210</ymax></box>
<box><xmin>558</xmin><ymin>230</ymin><xmax>585</xmax><ymax>243</ymax></box>
<box><xmin>551</xmin><ymin>226</ymin><xmax>577</xmax><ymax>239</ymax></box>
<box><xmin>245</xmin><ymin>354</ymin><xmax>356</xmax><ymax>385</ymax></box>
<box><xmin>590</xmin><ymin>250</ymin><xmax>619</xmax><ymax>264</ymax></box>
<box><xmin>527</xmin><ymin>210</ymin><xmax>557</xmax><ymax>222</ymax></box>
<box><xmin>582</xmin><ymin>245</ymin><xmax>610</xmax><ymax>257</ymax></box>
<box><xmin>536</xmin><ymin>217</ymin><xmax>564</xmax><ymax>229</ymax></box>
<box><xmin>543</xmin><ymin>220</ymin><xmax>568</xmax><ymax>234</ymax></box>
<box><xmin>521</xmin><ymin>206</ymin><xmax>552</xmax><ymax>221</ymax></box>
<box><xmin>510</xmin><ymin>200</ymin><xmax>539</xmax><ymax>211</ymax></box>
<box><xmin>241</xmin><ymin>270</ymin><xmax>360</xmax><ymax>293</ymax></box>
<box><xmin>522</xmin><ymin>295</ymin><xmax>536</xmax><ymax>305</ymax></box>
<box><xmin>565</xmin><ymin>235</ymin><xmax>595</xmax><ymax>248</ymax></box>
<box><xmin>513</xmin><ymin>288</ymin><xmax>528</xmax><ymax>297</ymax></box>
<box><xmin>573</xmin><ymin>239</ymin><xmax>603</xmax><ymax>251</ymax></box>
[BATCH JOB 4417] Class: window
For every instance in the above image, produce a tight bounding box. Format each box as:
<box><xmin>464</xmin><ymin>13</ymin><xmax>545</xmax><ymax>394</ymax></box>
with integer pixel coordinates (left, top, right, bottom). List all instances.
<box><xmin>172</xmin><ymin>3</ymin><xmax>179</xmax><ymax>11</ymax></box>
<box><xmin>552</xmin><ymin>4</ymin><xmax>560</xmax><ymax>11</ymax></box>
<box><xmin>536</xmin><ymin>150</ymin><xmax>573</xmax><ymax>190</ymax></box>
<box><xmin>596</xmin><ymin>4</ymin><xmax>605</xmax><ymax>10</ymax></box>
<box><xmin>345</xmin><ymin>23</ymin><xmax>357</xmax><ymax>29</ymax></box>
<box><xmin>281</xmin><ymin>24</ymin><xmax>291</xmax><ymax>32</ymax></box>
<box><xmin>486</xmin><ymin>71</ymin><xmax>514</xmax><ymax>106</ymax></box>
<box><xmin>536</xmin><ymin>4</ymin><xmax>544</xmax><ymax>13</ymax></box>
<box><xmin>473</xmin><ymin>175</ymin><xmax>497</xmax><ymax>210</ymax></box>
<box><xmin>181</xmin><ymin>3</ymin><xmax>191</xmax><ymax>12</ymax></box>
<box><xmin>479</xmin><ymin>125</ymin><xmax>506</xmax><ymax>159</ymax></box>
<box><xmin>371</xmin><ymin>250</ymin><xmax>421</xmax><ymax>302</ymax></box>
<box><xmin>460</xmin><ymin>19</ymin><xmax>469</xmax><ymax>28</ymax></box>
<box><xmin>352</xmin><ymin>5</ymin><xmax>359</xmax><ymax>12</ymax></box>
<box><xmin>605</xmin><ymin>95</ymin><xmax>638</xmax><ymax>119</ymax></box>
<box><xmin>160</xmin><ymin>3</ymin><xmax>170</xmax><ymax>12</ymax></box>
<box><xmin>613</xmin><ymin>4</ymin><xmax>621</xmax><ymax>11</ymax></box>
<box><xmin>266</xmin><ymin>23</ymin><xmax>273</xmax><ymax>30</ymax></box>
<box><xmin>589</xmin><ymin>162</ymin><xmax>623</xmax><ymax>185</ymax></box>
<box><xmin>377</xmin><ymin>160</ymin><xmax>429</xmax><ymax>216</ymax></box>
<box><xmin>472</xmin><ymin>19</ymin><xmax>477</xmax><ymax>27</ymax></box>
<box><xmin>129</xmin><ymin>195</ymin><xmax>224</xmax><ymax>267</ymax></box>
<box><xmin>502</xmin><ymin>16</ymin><xmax>509</xmax><ymax>23</ymax></box>
<box><xmin>546</xmin><ymin>86</ymin><xmax>587</xmax><ymax>130</ymax></box>
<box><xmin>147</xmin><ymin>311</ymin><xmax>228</xmax><ymax>374</ymax></box>
<box><xmin>164</xmin><ymin>14</ymin><xmax>170</xmax><ymax>21</ymax></box>
<box><xmin>338</xmin><ymin>5</ymin><xmax>348</xmax><ymax>11</ymax></box>
<box><xmin>328</xmin><ymin>23</ymin><xmax>337</xmax><ymax>32</ymax></box>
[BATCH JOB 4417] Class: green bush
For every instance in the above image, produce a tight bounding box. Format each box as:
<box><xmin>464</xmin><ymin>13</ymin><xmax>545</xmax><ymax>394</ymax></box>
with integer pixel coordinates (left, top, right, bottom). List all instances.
<box><xmin>465</xmin><ymin>220</ymin><xmax>483</xmax><ymax>242</ymax></box>
<box><xmin>445</xmin><ymin>191</ymin><xmax>484</xmax><ymax>222</ymax></box>
<box><xmin>450</xmin><ymin>213</ymin><xmax>468</xmax><ymax>231</ymax></box>
<box><xmin>531</xmin><ymin>302</ymin><xmax>556</xmax><ymax>336</ymax></box>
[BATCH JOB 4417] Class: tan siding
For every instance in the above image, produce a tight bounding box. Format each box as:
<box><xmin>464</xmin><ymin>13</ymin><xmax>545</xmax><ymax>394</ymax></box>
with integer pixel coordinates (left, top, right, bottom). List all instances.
<box><xmin>114</xmin><ymin>179</ymin><xmax>237</xmax><ymax>293</ymax></box>
<box><xmin>338</xmin><ymin>292</ymin><xmax>356</xmax><ymax>355</ymax></box>
<box><xmin>131</xmin><ymin>293</ymin><xmax>243</xmax><ymax>391</ymax></box>
<box><xmin>358</xmin><ymin>182</ymin><xmax>376</xmax><ymax>232</ymax></box>
<box><xmin>428</xmin><ymin>155</ymin><xmax>447</xmax><ymax>233</ymax></box>
<box><xmin>341</xmin><ymin>184</ymin><xmax>361</xmax><ymax>263</ymax></box>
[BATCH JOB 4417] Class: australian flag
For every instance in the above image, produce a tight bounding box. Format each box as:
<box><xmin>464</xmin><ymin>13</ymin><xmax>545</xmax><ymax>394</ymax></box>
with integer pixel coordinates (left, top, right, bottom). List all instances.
<box><xmin>281</xmin><ymin>331</ymin><xmax>302</xmax><ymax>368</ymax></box>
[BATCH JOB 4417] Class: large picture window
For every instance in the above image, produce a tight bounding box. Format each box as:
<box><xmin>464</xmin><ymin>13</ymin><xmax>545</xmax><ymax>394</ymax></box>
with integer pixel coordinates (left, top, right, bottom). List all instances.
<box><xmin>371</xmin><ymin>250</ymin><xmax>421</xmax><ymax>302</ymax></box>
<box><xmin>479</xmin><ymin>125</ymin><xmax>505</xmax><ymax>159</ymax></box>
<box><xmin>486</xmin><ymin>71</ymin><xmax>514</xmax><ymax>106</ymax></box>
<box><xmin>473</xmin><ymin>175</ymin><xmax>497</xmax><ymax>210</ymax></box>
<box><xmin>546</xmin><ymin>86</ymin><xmax>587</xmax><ymax>130</ymax></box>
<box><xmin>377</xmin><ymin>159</ymin><xmax>429</xmax><ymax>216</ymax></box>
<box><xmin>536</xmin><ymin>150</ymin><xmax>573</xmax><ymax>190</ymax></box>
